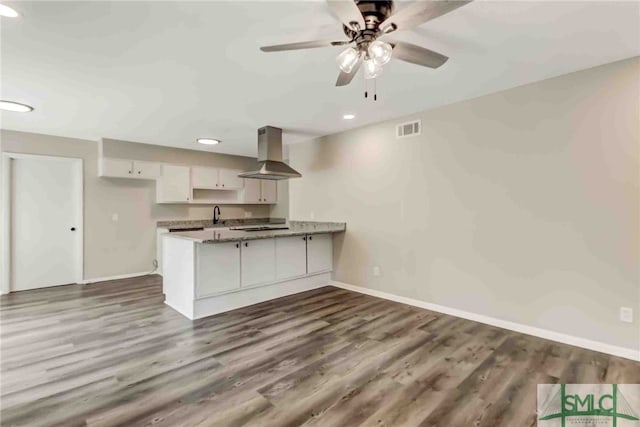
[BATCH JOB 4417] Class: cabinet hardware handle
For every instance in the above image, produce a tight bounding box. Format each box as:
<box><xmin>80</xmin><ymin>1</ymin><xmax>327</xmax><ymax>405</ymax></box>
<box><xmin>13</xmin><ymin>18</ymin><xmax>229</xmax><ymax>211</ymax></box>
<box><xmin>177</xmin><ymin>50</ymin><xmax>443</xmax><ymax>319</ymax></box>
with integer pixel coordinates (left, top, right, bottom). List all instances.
<box><xmin>235</xmin><ymin>243</ymin><xmax>239</xmax><ymax>248</ymax></box>
<box><xmin>309</xmin><ymin>236</ymin><xmax>313</xmax><ymax>240</ymax></box>
<box><xmin>138</xmin><ymin>171</ymin><xmax>141</xmax><ymax>174</ymax></box>
<box><xmin>216</xmin><ymin>183</ymin><xmax>218</xmax><ymax>187</ymax></box>
<box><xmin>70</xmin><ymin>227</ymin><xmax>76</xmax><ymax>231</ymax></box>
<box><xmin>244</xmin><ymin>242</ymin><xmax>248</xmax><ymax>247</ymax></box>
<box><xmin>222</xmin><ymin>184</ymin><xmax>225</xmax><ymax>187</ymax></box>
<box><xmin>128</xmin><ymin>170</ymin><xmax>132</xmax><ymax>174</ymax></box>
<box><xmin>303</xmin><ymin>237</ymin><xmax>306</xmax><ymax>241</ymax></box>
<box><xmin>187</xmin><ymin>197</ymin><xmax>190</xmax><ymax>200</ymax></box>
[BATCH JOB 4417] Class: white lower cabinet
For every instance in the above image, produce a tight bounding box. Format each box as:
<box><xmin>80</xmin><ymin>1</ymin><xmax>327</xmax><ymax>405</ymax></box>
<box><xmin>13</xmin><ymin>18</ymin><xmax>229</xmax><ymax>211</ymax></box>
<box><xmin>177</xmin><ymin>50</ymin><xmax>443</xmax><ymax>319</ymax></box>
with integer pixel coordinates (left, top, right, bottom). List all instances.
<box><xmin>241</xmin><ymin>238</ymin><xmax>276</xmax><ymax>287</ymax></box>
<box><xmin>196</xmin><ymin>241</ymin><xmax>240</xmax><ymax>296</ymax></box>
<box><xmin>276</xmin><ymin>236</ymin><xmax>307</xmax><ymax>280</ymax></box>
<box><xmin>307</xmin><ymin>233</ymin><xmax>333</xmax><ymax>274</ymax></box>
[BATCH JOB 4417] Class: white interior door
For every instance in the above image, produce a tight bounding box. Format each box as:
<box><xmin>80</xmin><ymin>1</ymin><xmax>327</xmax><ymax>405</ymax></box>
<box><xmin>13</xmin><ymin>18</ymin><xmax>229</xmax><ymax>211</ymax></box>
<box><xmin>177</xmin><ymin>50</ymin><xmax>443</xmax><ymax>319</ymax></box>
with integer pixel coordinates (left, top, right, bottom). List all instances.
<box><xmin>10</xmin><ymin>155</ymin><xmax>82</xmax><ymax>291</ymax></box>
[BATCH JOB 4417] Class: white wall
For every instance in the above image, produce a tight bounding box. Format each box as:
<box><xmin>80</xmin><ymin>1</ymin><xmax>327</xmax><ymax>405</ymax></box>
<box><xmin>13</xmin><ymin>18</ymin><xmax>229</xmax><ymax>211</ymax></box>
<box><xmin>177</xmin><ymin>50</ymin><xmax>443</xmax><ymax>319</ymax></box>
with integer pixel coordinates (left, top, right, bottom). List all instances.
<box><xmin>1</xmin><ymin>130</ymin><xmax>274</xmax><ymax>280</ymax></box>
<box><xmin>289</xmin><ymin>57</ymin><xmax>640</xmax><ymax>352</ymax></box>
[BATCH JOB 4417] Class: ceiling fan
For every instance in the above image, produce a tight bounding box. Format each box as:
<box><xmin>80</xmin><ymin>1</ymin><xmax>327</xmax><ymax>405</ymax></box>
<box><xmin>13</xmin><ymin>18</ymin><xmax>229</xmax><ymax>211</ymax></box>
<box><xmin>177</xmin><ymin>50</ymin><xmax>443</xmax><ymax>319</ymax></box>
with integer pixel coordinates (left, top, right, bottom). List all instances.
<box><xmin>260</xmin><ymin>0</ymin><xmax>473</xmax><ymax>88</ymax></box>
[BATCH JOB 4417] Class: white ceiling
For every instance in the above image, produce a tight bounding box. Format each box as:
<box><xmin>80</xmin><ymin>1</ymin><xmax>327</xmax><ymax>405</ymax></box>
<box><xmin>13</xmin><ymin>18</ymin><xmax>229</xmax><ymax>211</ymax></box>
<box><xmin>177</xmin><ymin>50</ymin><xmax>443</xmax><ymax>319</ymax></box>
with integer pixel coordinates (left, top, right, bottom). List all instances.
<box><xmin>1</xmin><ymin>0</ymin><xmax>638</xmax><ymax>157</ymax></box>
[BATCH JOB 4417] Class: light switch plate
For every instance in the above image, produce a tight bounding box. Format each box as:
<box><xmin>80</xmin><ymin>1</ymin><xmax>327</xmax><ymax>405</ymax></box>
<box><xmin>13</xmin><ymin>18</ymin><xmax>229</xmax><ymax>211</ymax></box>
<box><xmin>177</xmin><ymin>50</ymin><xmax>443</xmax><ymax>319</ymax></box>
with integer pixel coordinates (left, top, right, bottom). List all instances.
<box><xmin>620</xmin><ymin>307</ymin><xmax>633</xmax><ymax>323</ymax></box>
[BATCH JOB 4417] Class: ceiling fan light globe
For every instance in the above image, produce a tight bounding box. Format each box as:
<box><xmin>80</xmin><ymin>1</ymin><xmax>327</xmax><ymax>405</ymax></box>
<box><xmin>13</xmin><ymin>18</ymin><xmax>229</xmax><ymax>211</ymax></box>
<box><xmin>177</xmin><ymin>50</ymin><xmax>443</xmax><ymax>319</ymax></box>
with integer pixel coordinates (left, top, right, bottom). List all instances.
<box><xmin>368</xmin><ymin>40</ymin><xmax>392</xmax><ymax>66</ymax></box>
<box><xmin>363</xmin><ymin>59</ymin><xmax>383</xmax><ymax>79</ymax></box>
<box><xmin>336</xmin><ymin>47</ymin><xmax>360</xmax><ymax>73</ymax></box>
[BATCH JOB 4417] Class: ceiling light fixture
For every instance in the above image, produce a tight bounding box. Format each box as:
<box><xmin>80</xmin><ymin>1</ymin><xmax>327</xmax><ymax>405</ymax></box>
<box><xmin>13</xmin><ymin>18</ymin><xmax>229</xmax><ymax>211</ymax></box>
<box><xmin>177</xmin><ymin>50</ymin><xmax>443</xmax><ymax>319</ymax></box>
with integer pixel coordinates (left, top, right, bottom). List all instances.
<box><xmin>197</xmin><ymin>138</ymin><xmax>221</xmax><ymax>145</ymax></box>
<box><xmin>0</xmin><ymin>100</ymin><xmax>33</xmax><ymax>112</ymax></box>
<box><xmin>0</xmin><ymin>4</ymin><xmax>19</xmax><ymax>18</ymax></box>
<box><xmin>368</xmin><ymin>41</ymin><xmax>392</xmax><ymax>66</ymax></box>
<box><xmin>343</xmin><ymin>114</ymin><xmax>355</xmax><ymax>120</ymax></box>
<box><xmin>336</xmin><ymin>47</ymin><xmax>360</xmax><ymax>73</ymax></box>
<box><xmin>363</xmin><ymin>59</ymin><xmax>382</xmax><ymax>80</ymax></box>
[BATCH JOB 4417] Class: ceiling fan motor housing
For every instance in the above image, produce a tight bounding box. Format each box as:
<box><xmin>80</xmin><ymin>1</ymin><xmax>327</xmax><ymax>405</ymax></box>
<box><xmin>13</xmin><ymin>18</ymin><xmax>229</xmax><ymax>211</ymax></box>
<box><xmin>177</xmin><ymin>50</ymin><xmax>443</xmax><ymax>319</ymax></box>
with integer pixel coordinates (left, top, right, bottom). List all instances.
<box><xmin>343</xmin><ymin>0</ymin><xmax>393</xmax><ymax>35</ymax></box>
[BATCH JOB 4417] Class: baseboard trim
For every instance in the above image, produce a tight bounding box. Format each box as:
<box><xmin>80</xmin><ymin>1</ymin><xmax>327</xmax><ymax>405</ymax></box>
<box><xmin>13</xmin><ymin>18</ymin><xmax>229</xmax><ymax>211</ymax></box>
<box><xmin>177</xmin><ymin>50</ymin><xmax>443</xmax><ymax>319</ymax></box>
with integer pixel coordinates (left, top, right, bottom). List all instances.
<box><xmin>331</xmin><ymin>281</ymin><xmax>640</xmax><ymax>362</ymax></box>
<box><xmin>78</xmin><ymin>271</ymin><xmax>153</xmax><ymax>285</ymax></box>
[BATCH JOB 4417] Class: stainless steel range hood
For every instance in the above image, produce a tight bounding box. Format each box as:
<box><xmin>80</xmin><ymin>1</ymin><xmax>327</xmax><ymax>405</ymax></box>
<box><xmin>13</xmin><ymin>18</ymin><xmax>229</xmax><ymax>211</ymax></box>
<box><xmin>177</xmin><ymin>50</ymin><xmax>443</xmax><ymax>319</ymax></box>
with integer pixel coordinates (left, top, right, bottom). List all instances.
<box><xmin>238</xmin><ymin>126</ymin><xmax>302</xmax><ymax>180</ymax></box>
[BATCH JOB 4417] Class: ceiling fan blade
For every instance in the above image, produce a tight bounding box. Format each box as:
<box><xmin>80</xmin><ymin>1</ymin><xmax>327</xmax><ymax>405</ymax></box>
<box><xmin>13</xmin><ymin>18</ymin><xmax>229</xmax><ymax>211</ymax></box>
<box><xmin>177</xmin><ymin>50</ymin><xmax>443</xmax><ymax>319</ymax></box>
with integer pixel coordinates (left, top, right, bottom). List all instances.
<box><xmin>260</xmin><ymin>40</ymin><xmax>337</xmax><ymax>52</ymax></box>
<box><xmin>327</xmin><ymin>0</ymin><xmax>366</xmax><ymax>31</ymax></box>
<box><xmin>380</xmin><ymin>0</ymin><xmax>473</xmax><ymax>33</ymax></box>
<box><xmin>335</xmin><ymin>56</ymin><xmax>363</xmax><ymax>86</ymax></box>
<box><xmin>390</xmin><ymin>41</ymin><xmax>449</xmax><ymax>69</ymax></box>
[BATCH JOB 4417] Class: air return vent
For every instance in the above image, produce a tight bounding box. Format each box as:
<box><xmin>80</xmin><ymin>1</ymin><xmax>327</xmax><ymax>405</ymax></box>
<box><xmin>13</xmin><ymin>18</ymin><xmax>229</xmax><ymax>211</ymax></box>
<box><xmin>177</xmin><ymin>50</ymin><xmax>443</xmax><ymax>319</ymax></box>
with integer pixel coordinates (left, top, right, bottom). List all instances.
<box><xmin>396</xmin><ymin>120</ymin><xmax>421</xmax><ymax>138</ymax></box>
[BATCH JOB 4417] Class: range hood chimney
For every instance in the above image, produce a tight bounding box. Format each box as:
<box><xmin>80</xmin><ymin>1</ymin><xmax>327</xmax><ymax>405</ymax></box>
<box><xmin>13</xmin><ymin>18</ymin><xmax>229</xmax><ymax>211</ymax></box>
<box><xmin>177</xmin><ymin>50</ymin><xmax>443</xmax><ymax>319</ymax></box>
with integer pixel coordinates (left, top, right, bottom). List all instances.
<box><xmin>238</xmin><ymin>126</ymin><xmax>302</xmax><ymax>180</ymax></box>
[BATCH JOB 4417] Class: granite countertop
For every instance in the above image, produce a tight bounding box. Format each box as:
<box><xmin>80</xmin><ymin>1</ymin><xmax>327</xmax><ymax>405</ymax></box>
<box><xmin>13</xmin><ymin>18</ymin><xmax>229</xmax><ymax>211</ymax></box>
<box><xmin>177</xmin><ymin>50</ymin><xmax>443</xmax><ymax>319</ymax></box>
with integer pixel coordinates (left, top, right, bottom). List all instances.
<box><xmin>164</xmin><ymin>221</ymin><xmax>346</xmax><ymax>243</ymax></box>
<box><xmin>157</xmin><ymin>217</ymin><xmax>286</xmax><ymax>230</ymax></box>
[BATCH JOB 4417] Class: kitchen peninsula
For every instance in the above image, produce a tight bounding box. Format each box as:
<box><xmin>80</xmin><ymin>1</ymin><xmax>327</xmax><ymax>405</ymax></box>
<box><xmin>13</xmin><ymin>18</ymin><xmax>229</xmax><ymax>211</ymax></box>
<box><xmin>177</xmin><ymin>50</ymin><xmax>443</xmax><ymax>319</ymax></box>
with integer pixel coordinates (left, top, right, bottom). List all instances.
<box><xmin>162</xmin><ymin>220</ymin><xmax>346</xmax><ymax>319</ymax></box>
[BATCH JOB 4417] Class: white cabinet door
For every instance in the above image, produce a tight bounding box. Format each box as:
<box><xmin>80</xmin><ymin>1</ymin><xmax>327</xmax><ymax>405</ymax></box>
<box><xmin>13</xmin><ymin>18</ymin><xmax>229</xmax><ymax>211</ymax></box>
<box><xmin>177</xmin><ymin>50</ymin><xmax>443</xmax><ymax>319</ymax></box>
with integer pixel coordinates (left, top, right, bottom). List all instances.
<box><xmin>219</xmin><ymin>169</ymin><xmax>244</xmax><ymax>190</ymax></box>
<box><xmin>307</xmin><ymin>233</ymin><xmax>333</xmax><ymax>274</ymax></box>
<box><xmin>241</xmin><ymin>238</ymin><xmax>276</xmax><ymax>287</ymax></box>
<box><xmin>192</xmin><ymin>166</ymin><xmax>220</xmax><ymax>189</ymax></box>
<box><xmin>261</xmin><ymin>180</ymin><xmax>277</xmax><ymax>204</ymax></box>
<box><xmin>243</xmin><ymin>178</ymin><xmax>261</xmax><ymax>203</ymax></box>
<box><xmin>196</xmin><ymin>242</ymin><xmax>241</xmax><ymax>296</ymax></box>
<box><xmin>276</xmin><ymin>236</ymin><xmax>307</xmax><ymax>280</ymax></box>
<box><xmin>100</xmin><ymin>158</ymin><xmax>133</xmax><ymax>177</ymax></box>
<box><xmin>133</xmin><ymin>161</ymin><xmax>160</xmax><ymax>179</ymax></box>
<box><xmin>158</xmin><ymin>164</ymin><xmax>191</xmax><ymax>203</ymax></box>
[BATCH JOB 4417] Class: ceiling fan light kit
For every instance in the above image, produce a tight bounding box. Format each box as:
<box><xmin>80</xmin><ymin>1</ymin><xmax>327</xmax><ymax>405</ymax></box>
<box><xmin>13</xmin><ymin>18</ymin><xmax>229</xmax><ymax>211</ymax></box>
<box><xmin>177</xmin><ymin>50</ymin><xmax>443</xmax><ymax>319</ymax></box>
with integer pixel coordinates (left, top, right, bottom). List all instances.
<box><xmin>368</xmin><ymin>40</ymin><xmax>392</xmax><ymax>66</ymax></box>
<box><xmin>260</xmin><ymin>0</ymin><xmax>473</xmax><ymax>96</ymax></box>
<box><xmin>363</xmin><ymin>58</ymin><xmax>382</xmax><ymax>80</ymax></box>
<box><xmin>337</xmin><ymin>47</ymin><xmax>361</xmax><ymax>73</ymax></box>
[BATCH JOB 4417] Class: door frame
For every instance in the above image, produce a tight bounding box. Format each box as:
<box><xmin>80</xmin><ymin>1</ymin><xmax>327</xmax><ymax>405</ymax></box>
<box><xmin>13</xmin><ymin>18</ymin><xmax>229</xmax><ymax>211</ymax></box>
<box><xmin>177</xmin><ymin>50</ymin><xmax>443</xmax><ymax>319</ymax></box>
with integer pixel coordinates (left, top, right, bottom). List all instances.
<box><xmin>1</xmin><ymin>152</ymin><xmax>84</xmax><ymax>294</ymax></box>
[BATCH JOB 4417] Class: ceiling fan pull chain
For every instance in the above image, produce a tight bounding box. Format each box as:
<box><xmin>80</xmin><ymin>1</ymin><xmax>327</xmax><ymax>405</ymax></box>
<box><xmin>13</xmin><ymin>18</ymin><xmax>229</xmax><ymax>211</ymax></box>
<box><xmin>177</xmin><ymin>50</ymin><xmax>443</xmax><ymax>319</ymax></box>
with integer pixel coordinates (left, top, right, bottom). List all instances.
<box><xmin>374</xmin><ymin>78</ymin><xmax>377</xmax><ymax>101</ymax></box>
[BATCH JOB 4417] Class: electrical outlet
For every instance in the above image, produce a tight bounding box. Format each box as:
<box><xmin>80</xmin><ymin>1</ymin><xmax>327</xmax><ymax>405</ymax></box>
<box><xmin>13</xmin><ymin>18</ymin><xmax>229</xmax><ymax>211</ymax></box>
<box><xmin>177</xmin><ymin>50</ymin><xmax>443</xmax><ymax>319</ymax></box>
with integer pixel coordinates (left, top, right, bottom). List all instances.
<box><xmin>111</xmin><ymin>213</ymin><xmax>119</xmax><ymax>222</ymax></box>
<box><xmin>373</xmin><ymin>266</ymin><xmax>381</xmax><ymax>277</ymax></box>
<box><xmin>620</xmin><ymin>307</ymin><xmax>633</xmax><ymax>323</ymax></box>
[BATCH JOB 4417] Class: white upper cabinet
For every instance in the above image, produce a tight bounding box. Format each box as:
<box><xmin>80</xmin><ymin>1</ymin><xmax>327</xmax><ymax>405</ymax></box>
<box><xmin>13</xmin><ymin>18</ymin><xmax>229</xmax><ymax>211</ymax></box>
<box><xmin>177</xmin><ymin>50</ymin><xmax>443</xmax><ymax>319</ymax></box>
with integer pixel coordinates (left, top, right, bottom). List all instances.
<box><xmin>99</xmin><ymin>158</ymin><xmax>133</xmax><ymax>177</ymax></box>
<box><xmin>240</xmin><ymin>238</ymin><xmax>276</xmax><ymax>287</ymax></box>
<box><xmin>242</xmin><ymin>178</ymin><xmax>278</xmax><ymax>204</ymax></box>
<box><xmin>133</xmin><ymin>161</ymin><xmax>161</xmax><ymax>179</ymax></box>
<box><xmin>99</xmin><ymin>158</ymin><xmax>159</xmax><ymax>179</ymax></box>
<box><xmin>192</xmin><ymin>167</ymin><xmax>244</xmax><ymax>190</ymax></box>
<box><xmin>243</xmin><ymin>178</ymin><xmax>262</xmax><ymax>203</ymax></box>
<box><xmin>219</xmin><ymin>169</ymin><xmax>244</xmax><ymax>190</ymax></box>
<box><xmin>261</xmin><ymin>180</ymin><xmax>277</xmax><ymax>203</ymax></box>
<box><xmin>157</xmin><ymin>164</ymin><xmax>191</xmax><ymax>203</ymax></box>
<box><xmin>192</xmin><ymin>167</ymin><xmax>220</xmax><ymax>189</ymax></box>
<box><xmin>307</xmin><ymin>233</ymin><xmax>333</xmax><ymax>274</ymax></box>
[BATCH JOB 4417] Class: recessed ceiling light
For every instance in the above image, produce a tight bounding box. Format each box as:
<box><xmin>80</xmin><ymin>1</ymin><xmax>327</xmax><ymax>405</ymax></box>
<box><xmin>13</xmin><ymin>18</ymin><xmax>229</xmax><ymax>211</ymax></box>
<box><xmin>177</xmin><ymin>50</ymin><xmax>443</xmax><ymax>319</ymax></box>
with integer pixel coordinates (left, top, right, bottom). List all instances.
<box><xmin>343</xmin><ymin>114</ymin><xmax>355</xmax><ymax>120</ymax></box>
<box><xmin>197</xmin><ymin>138</ymin><xmax>221</xmax><ymax>145</ymax></box>
<box><xmin>0</xmin><ymin>4</ymin><xmax>19</xmax><ymax>18</ymax></box>
<box><xmin>0</xmin><ymin>100</ymin><xmax>33</xmax><ymax>112</ymax></box>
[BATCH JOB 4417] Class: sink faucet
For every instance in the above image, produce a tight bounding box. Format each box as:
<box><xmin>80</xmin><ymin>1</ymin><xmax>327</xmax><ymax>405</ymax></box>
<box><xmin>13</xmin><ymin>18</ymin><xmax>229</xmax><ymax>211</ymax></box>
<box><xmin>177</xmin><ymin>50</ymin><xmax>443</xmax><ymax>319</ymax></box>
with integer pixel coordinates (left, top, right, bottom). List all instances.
<box><xmin>213</xmin><ymin>205</ymin><xmax>221</xmax><ymax>225</ymax></box>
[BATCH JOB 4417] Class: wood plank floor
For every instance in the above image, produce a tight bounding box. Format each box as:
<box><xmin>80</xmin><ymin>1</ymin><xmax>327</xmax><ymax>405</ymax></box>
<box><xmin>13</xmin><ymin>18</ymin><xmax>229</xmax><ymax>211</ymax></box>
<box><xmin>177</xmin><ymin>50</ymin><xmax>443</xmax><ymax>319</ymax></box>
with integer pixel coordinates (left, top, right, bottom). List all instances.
<box><xmin>1</xmin><ymin>275</ymin><xmax>638</xmax><ymax>427</ymax></box>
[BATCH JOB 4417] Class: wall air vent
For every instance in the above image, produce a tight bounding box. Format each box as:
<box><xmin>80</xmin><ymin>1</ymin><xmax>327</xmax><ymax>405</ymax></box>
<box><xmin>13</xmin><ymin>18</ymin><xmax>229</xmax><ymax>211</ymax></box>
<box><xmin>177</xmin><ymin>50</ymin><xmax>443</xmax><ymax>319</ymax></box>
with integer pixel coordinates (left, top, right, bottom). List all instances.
<box><xmin>396</xmin><ymin>120</ymin><xmax>421</xmax><ymax>138</ymax></box>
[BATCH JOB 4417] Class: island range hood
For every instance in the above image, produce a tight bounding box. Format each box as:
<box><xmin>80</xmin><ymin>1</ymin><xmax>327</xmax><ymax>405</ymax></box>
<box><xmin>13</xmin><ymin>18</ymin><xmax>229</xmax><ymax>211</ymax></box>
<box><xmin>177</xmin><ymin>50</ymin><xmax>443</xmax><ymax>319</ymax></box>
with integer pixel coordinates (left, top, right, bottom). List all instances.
<box><xmin>238</xmin><ymin>126</ymin><xmax>302</xmax><ymax>180</ymax></box>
